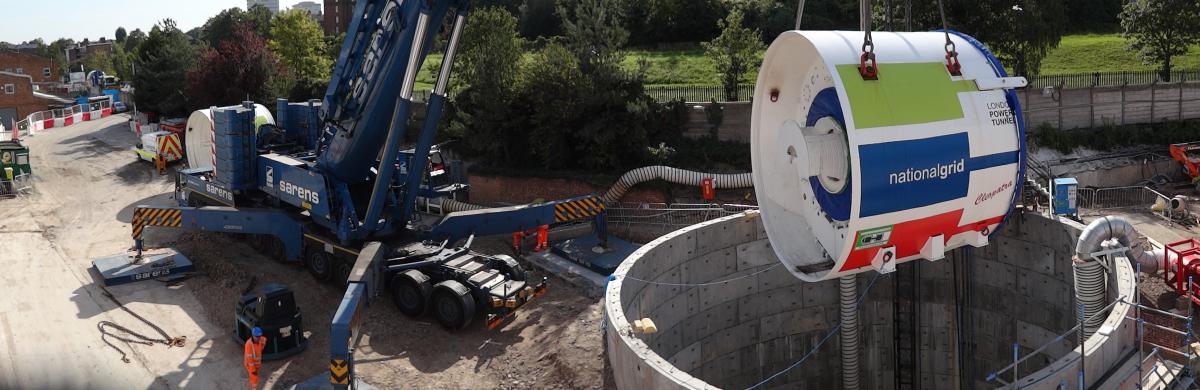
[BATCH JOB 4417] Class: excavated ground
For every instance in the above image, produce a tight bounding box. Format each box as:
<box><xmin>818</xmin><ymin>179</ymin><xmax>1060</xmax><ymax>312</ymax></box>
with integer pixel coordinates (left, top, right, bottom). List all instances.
<box><xmin>0</xmin><ymin>114</ymin><xmax>610</xmax><ymax>389</ymax></box>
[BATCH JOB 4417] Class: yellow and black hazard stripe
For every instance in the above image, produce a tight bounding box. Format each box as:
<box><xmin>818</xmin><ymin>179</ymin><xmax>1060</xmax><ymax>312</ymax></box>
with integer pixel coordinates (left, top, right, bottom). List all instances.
<box><xmin>131</xmin><ymin>207</ymin><xmax>183</xmax><ymax>240</ymax></box>
<box><xmin>330</xmin><ymin>359</ymin><xmax>350</xmax><ymax>385</ymax></box>
<box><xmin>553</xmin><ymin>196</ymin><xmax>605</xmax><ymax>223</ymax></box>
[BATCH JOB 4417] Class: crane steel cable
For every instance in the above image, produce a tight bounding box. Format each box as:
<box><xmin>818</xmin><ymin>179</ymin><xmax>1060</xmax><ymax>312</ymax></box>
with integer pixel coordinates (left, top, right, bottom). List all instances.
<box><xmin>743</xmin><ymin>272</ymin><xmax>886</xmax><ymax>390</ymax></box>
<box><xmin>858</xmin><ymin>0</ymin><xmax>878</xmax><ymax>79</ymax></box>
<box><xmin>97</xmin><ymin>289</ymin><xmax>186</xmax><ymax>363</ymax></box>
<box><xmin>937</xmin><ymin>0</ymin><xmax>962</xmax><ymax>75</ymax></box>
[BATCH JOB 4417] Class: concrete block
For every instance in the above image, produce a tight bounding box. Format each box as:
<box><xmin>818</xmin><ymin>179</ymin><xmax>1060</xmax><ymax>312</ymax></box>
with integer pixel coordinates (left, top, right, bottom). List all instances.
<box><xmin>700</xmin><ymin>320</ymin><xmax>759</xmax><ymax>364</ymax></box>
<box><xmin>736</xmin><ymin>239</ymin><xmax>777</xmax><ymax>271</ymax></box>
<box><xmin>801</xmin><ymin>279</ymin><xmax>837</xmax><ymax>307</ymax></box>
<box><xmin>681</xmin><ymin>249</ymin><xmax>737</xmax><ymax>285</ymax></box>
<box><xmin>760</xmin><ymin>306</ymin><xmax>832</xmax><ymax>342</ymax></box>
<box><xmin>696</xmin><ymin>214</ymin><xmax>758</xmax><ymax>256</ymax></box>
<box><xmin>684</xmin><ymin>300</ymin><xmax>738</xmax><ymax>346</ymax></box>
<box><xmin>648</xmin><ymin>288</ymin><xmax>691</xmax><ymax>332</ymax></box>
<box><xmin>975</xmin><ymin>260</ymin><xmax>1016</xmax><ymax>290</ymax></box>
<box><xmin>653</xmin><ymin>325</ymin><xmax>685</xmax><ymax>361</ymax></box>
<box><xmin>697</xmin><ymin>268</ymin><xmax>758</xmax><ymax>308</ymax></box>
<box><xmin>670</xmin><ymin>341</ymin><xmax>702</xmax><ymax>372</ymax></box>
<box><xmin>1016</xmin><ymin>267</ymin><xmax>1070</xmax><ymax>303</ymax></box>
<box><xmin>641</xmin><ymin>231</ymin><xmax>696</xmax><ymax>279</ymax></box>
<box><xmin>757</xmin><ymin>265</ymin><xmax>801</xmax><ymax>292</ymax></box>
<box><xmin>739</xmin><ymin>286</ymin><xmax>804</xmax><ymax>324</ymax></box>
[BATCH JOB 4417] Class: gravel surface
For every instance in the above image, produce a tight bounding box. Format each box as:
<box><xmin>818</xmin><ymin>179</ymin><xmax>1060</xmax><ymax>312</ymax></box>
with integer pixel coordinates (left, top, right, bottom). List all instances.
<box><xmin>10</xmin><ymin>114</ymin><xmax>611</xmax><ymax>389</ymax></box>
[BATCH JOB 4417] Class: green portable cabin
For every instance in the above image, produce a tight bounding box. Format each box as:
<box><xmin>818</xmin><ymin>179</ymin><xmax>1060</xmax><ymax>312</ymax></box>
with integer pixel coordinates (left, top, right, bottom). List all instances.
<box><xmin>0</xmin><ymin>141</ymin><xmax>31</xmax><ymax>178</ymax></box>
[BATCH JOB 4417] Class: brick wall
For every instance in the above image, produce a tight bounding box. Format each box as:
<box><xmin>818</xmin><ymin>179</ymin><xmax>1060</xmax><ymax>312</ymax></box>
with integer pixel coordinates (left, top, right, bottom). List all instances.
<box><xmin>0</xmin><ymin>51</ymin><xmax>59</xmax><ymax>84</ymax></box>
<box><xmin>0</xmin><ymin>72</ymin><xmax>51</xmax><ymax>123</ymax></box>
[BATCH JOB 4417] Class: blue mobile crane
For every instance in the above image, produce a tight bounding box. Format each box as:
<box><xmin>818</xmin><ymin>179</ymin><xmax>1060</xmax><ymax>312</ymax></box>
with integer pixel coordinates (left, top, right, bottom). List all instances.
<box><xmin>93</xmin><ymin>0</ymin><xmax>606</xmax><ymax>385</ymax></box>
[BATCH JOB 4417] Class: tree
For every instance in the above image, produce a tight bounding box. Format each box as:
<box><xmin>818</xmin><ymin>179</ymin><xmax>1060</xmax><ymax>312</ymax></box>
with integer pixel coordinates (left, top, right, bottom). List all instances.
<box><xmin>44</xmin><ymin>38</ymin><xmax>74</xmax><ymax>74</ymax></box>
<box><xmin>82</xmin><ymin>50</ymin><xmax>116</xmax><ymax>75</ymax></box>
<box><xmin>111</xmin><ymin>45</ymin><xmax>134</xmax><ymax>81</ymax></box>
<box><xmin>201</xmin><ymin>8</ymin><xmax>247</xmax><ymax>47</ymax></box>
<box><xmin>200</xmin><ymin>6</ymin><xmax>274</xmax><ymax>48</ymax></box>
<box><xmin>449</xmin><ymin>6</ymin><xmax>526</xmax><ymax>165</ymax></box>
<box><xmin>985</xmin><ymin>1</ymin><xmax>1067</xmax><ymax>77</ymax></box>
<box><xmin>124</xmin><ymin>29</ymin><xmax>146</xmax><ymax>53</ymax></box>
<box><xmin>882</xmin><ymin>0</ymin><xmax>1065</xmax><ymax>77</ymax></box>
<box><xmin>115</xmin><ymin>27</ymin><xmax>127</xmax><ymax>43</ymax></box>
<box><xmin>518</xmin><ymin>41</ymin><xmax>585</xmax><ymax>168</ymax></box>
<box><xmin>553</xmin><ymin>0</ymin><xmax>655</xmax><ymax>171</ymax></box>
<box><xmin>559</xmin><ymin>0</ymin><xmax>629</xmax><ymax>71</ymax></box>
<box><xmin>622</xmin><ymin>0</ymin><xmax>724</xmax><ymax>46</ymax></box>
<box><xmin>268</xmin><ymin>9</ymin><xmax>332</xmax><ymax>82</ymax></box>
<box><xmin>188</xmin><ymin>24</ymin><xmax>282</xmax><ymax>109</ymax></box>
<box><xmin>704</xmin><ymin>9</ymin><xmax>765</xmax><ymax>101</ymax></box>
<box><xmin>245</xmin><ymin>5</ymin><xmax>275</xmax><ymax>38</ymax></box>
<box><xmin>518</xmin><ymin>0</ymin><xmax>560</xmax><ymax>39</ymax></box>
<box><xmin>134</xmin><ymin>19</ymin><xmax>197</xmax><ymax>116</ymax></box>
<box><xmin>1121</xmin><ymin>0</ymin><xmax>1200</xmax><ymax>81</ymax></box>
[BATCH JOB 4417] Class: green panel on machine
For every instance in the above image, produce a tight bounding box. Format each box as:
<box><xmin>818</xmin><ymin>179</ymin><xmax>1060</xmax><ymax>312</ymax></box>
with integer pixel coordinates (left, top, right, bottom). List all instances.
<box><xmin>835</xmin><ymin>62</ymin><xmax>977</xmax><ymax>129</ymax></box>
<box><xmin>0</xmin><ymin>141</ymin><xmax>31</xmax><ymax>177</ymax></box>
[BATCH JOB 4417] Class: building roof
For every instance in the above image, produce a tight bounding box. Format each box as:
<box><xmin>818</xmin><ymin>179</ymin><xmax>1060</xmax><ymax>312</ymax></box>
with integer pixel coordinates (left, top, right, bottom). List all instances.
<box><xmin>0</xmin><ymin>50</ymin><xmax>53</xmax><ymax>61</ymax></box>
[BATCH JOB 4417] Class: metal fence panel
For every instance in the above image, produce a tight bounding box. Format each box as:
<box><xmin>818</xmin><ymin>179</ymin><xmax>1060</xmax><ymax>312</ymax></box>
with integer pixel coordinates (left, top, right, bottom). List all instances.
<box><xmin>606</xmin><ymin>202</ymin><xmax>758</xmax><ymax>239</ymax></box>
<box><xmin>1076</xmin><ymin>186</ymin><xmax>1172</xmax><ymax>219</ymax></box>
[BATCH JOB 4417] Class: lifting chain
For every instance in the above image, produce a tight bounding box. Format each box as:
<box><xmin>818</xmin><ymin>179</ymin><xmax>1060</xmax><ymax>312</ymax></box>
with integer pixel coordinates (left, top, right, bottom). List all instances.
<box><xmin>938</xmin><ymin>0</ymin><xmax>962</xmax><ymax>75</ymax></box>
<box><xmin>859</xmin><ymin>0</ymin><xmax>879</xmax><ymax>80</ymax></box>
<box><xmin>97</xmin><ymin>289</ymin><xmax>186</xmax><ymax>363</ymax></box>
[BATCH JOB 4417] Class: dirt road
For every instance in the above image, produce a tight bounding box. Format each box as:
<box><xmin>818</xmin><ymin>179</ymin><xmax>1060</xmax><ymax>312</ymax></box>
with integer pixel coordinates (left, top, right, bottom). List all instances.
<box><xmin>0</xmin><ymin>115</ymin><xmax>609</xmax><ymax>389</ymax></box>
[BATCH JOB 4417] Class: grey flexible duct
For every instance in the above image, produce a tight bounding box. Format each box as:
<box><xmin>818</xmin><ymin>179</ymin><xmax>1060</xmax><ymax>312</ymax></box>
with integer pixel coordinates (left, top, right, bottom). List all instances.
<box><xmin>600</xmin><ymin>166</ymin><xmax>754</xmax><ymax>204</ymax></box>
<box><xmin>1072</xmin><ymin>259</ymin><xmax>1107</xmax><ymax>339</ymax></box>
<box><xmin>1073</xmin><ymin>215</ymin><xmax>1164</xmax><ymax>338</ymax></box>
<box><xmin>1075</xmin><ymin>216</ymin><xmax>1162</xmax><ymax>274</ymax></box>
<box><xmin>839</xmin><ymin>276</ymin><xmax>861</xmax><ymax>390</ymax></box>
<box><xmin>420</xmin><ymin>166</ymin><xmax>755</xmax><ymax>214</ymax></box>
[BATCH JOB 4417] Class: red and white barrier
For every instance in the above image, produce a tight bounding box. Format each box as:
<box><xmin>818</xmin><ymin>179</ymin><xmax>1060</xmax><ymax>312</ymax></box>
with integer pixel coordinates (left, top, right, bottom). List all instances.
<box><xmin>1</xmin><ymin>98</ymin><xmax>113</xmax><ymax>141</ymax></box>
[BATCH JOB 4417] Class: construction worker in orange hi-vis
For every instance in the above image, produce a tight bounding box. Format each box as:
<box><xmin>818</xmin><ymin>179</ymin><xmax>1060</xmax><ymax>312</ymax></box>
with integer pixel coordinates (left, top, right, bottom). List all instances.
<box><xmin>244</xmin><ymin>327</ymin><xmax>267</xmax><ymax>390</ymax></box>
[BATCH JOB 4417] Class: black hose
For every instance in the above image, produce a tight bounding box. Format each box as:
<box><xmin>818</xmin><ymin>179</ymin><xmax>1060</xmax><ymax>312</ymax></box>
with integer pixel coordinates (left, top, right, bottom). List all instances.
<box><xmin>97</xmin><ymin>289</ymin><xmax>186</xmax><ymax>363</ymax></box>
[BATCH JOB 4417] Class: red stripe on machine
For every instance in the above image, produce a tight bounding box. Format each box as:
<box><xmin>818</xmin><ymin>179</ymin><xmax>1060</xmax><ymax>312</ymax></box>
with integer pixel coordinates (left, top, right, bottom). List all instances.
<box><xmin>840</xmin><ymin>210</ymin><xmax>1006</xmax><ymax>272</ymax></box>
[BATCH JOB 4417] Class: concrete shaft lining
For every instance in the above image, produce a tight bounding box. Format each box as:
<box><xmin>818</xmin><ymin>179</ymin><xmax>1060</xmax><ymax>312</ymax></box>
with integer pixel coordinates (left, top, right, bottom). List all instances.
<box><xmin>605</xmin><ymin>211</ymin><xmax>1138</xmax><ymax>389</ymax></box>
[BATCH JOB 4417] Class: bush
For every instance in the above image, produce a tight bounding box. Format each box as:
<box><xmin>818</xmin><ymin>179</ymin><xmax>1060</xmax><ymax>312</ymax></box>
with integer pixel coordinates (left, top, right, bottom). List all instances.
<box><xmin>1030</xmin><ymin>120</ymin><xmax>1200</xmax><ymax>153</ymax></box>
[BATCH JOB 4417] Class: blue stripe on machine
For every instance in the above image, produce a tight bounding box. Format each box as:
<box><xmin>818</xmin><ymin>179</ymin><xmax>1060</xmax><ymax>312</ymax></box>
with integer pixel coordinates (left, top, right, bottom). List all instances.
<box><xmin>807</xmin><ymin>87</ymin><xmax>852</xmax><ymax>222</ymax></box>
<box><xmin>858</xmin><ymin>133</ymin><xmax>1019</xmax><ymax>218</ymax></box>
<box><xmin>966</xmin><ymin>151</ymin><xmax>1019</xmax><ymax>171</ymax></box>
<box><xmin>859</xmin><ymin>133</ymin><xmax>970</xmax><ymax>217</ymax></box>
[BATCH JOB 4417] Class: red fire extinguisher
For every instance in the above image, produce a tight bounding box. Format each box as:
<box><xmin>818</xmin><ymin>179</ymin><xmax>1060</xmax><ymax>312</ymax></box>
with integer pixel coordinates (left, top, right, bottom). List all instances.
<box><xmin>701</xmin><ymin>177</ymin><xmax>715</xmax><ymax>201</ymax></box>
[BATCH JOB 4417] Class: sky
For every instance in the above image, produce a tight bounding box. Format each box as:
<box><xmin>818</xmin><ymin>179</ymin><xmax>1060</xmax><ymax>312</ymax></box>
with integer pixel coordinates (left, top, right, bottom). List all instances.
<box><xmin>0</xmin><ymin>0</ymin><xmax>319</xmax><ymax>43</ymax></box>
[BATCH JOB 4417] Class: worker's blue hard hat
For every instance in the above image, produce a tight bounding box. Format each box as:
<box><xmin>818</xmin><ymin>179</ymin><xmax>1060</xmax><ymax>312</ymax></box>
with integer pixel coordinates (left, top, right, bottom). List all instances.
<box><xmin>252</xmin><ymin>327</ymin><xmax>263</xmax><ymax>337</ymax></box>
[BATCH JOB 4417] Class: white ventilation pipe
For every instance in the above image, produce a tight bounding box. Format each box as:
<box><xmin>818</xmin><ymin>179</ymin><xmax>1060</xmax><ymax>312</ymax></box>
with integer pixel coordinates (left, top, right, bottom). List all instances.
<box><xmin>418</xmin><ymin>165</ymin><xmax>755</xmax><ymax>214</ymax></box>
<box><xmin>1073</xmin><ymin>216</ymin><xmax>1164</xmax><ymax>337</ymax></box>
<box><xmin>600</xmin><ymin>166</ymin><xmax>753</xmax><ymax>204</ymax></box>
<box><xmin>417</xmin><ymin>196</ymin><xmax>486</xmax><ymax>213</ymax></box>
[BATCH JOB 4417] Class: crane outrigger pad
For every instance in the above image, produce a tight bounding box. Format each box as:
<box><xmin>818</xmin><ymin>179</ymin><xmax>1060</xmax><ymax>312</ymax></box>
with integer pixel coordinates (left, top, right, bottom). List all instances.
<box><xmin>92</xmin><ymin>248</ymin><xmax>194</xmax><ymax>286</ymax></box>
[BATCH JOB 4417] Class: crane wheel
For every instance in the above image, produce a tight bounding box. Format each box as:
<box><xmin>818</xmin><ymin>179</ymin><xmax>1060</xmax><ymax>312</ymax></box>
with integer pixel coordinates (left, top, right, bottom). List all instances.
<box><xmin>431</xmin><ymin>280</ymin><xmax>475</xmax><ymax>330</ymax></box>
<box><xmin>262</xmin><ymin>236</ymin><xmax>286</xmax><ymax>262</ymax></box>
<box><xmin>334</xmin><ymin>261</ymin><xmax>352</xmax><ymax>288</ymax></box>
<box><xmin>305</xmin><ymin>247</ymin><xmax>333</xmax><ymax>281</ymax></box>
<box><xmin>392</xmin><ymin>270</ymin><xmax>432</xmax><ymax>317</ymax></box>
